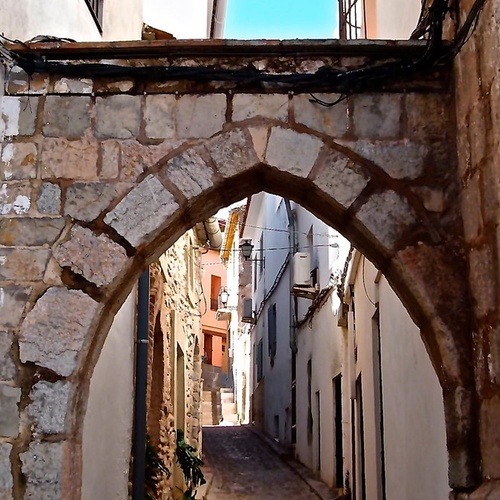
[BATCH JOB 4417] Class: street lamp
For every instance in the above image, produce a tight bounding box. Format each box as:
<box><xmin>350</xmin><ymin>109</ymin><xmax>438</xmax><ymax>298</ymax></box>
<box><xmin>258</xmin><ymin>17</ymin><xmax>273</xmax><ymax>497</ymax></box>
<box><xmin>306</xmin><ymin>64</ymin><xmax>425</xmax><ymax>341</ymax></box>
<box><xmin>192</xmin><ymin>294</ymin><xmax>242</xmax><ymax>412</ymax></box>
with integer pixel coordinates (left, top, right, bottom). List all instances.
<box><xmin>239</xmin><ymin>239</ymin><xmax>254</xmax><ymax>260</ymax></box>
<box><xmin>219</xmin><ymin>287</ymin><xmax>229</xmax><ymax>308</ymax></box>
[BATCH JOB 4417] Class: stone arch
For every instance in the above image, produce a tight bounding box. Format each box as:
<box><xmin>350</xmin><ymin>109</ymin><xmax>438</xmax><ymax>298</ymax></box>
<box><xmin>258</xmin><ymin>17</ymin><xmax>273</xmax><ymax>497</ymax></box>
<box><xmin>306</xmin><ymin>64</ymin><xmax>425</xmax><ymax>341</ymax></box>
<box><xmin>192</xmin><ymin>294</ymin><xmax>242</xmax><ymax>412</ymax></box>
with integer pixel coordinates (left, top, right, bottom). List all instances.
<box><xmin>12</xmin><ymin>117</ymin><xmax>476</xmax><ymax>495</ymax></box>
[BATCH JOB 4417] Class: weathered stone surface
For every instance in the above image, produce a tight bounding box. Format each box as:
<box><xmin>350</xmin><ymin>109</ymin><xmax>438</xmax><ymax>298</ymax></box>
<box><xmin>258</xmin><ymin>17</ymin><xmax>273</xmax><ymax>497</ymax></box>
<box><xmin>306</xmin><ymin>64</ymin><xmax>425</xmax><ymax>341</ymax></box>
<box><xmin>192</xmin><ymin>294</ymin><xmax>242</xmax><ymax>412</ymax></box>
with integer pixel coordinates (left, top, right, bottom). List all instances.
<box><xmin>41</xmin><ymin>138</ymin><xmax>98</xmax><ymax>179</ymax></box>
<box><xmin>19</xmin><ymin>288</ymin><xmax>99</xmax><ymax>376</ymax></box>
<box><xmin>53</xmin><ymin>78</ymin><xmax>93</xmax><ymax>94</ymax></box>
<box><xmin>0</xmin><ymin>332</ymin><xmax>17</xmax><ymax>381</ymax></box>
<box><xmin>265</xmin><ymin>127</ymin><xmax>323</xmax><ymax>177</ymax></box>
<box><xmin>159</xmin><ymin>149</ymin><xmax>215</xmax><ymax>198</ymax></box>
<box><xmin>411</xmin><ymin>187</ymin><xmax>445</xmax><ymax>212</ymax></box>
<box><xmin>352</xmin><ymin>94</ymin><xmax>402</xmax><ymax>139</ymax></box>
<box><xmin>0</xmin><ymin>217</ymin><xmax>65</xmax><ymax>246</ymax></box>
<box><xmin>0</xmin><ymin>248</ymin><xmax>50</xmax><ymax>281</ymax></box>
<box><xmin>54</xmin><ymin>226</ymin><xmax>128</xmax><ymax>287</ymax></box>
<box><xmin>461</xmin><ymin>173</ymin><xmax>483</xmax><ymax>243</ymax></box>
<box><xmin>104</xmin><ymin>175</ymin><xmax>179</xmax><ymax>248</ymax></box>
<box><xmin>37</xmin><ymin>182</ymin><xmax>61</xmax><ymax>214</ymax></box>
<box><xmin>469</xmin><ymin>246</ymin><xmax>495</xmax><ymax>317</ymax></box>
<box><xmin>0</xmin><ymin>443</ymin><xmax>13</xmax><ymax>498</ymax></box>
<box><xmin>313</xmin><ymin>149</ymin><xmax>370</xmax><ymax>208</ymax></box>
<box><xmin>64</xmin><ymin>182</ymin><xmax>121</xmax><ymax>222</ymax></box>
<box><xmin>7</xmin><ymin>66</ymin><xmax>48</xmax><ymax>95</ymax></box>
<box><xmin>0</xmin><ymin>96</ymin><xmax>38</xmax><ymax>137</ymax></box>
<box><xmin>0</xmin><ymin>182</ymin><xmax>31</xmax><ymax>215</ymax></box>
<box><xmin>293</xmin><ymin>93</ymin><xmax>348</xmax><ymax>136</ymax></box>
<box><xmin>480</xmin><ymin>396</ymin><xmax>500</xmax><ymax>479</ymax></box>
<box><xmin>406</xmin><ymin>93</ymin><xmax>450</xmax><ymax>140</ymax></box>
<box><xmin>0</xmin><ymin>384</ymin><xmax>20</xmax><ymax>437</ymax></box>
<box><xmin>356</xmin><ymin>191</ymin><xmax>416</xmax><ymax>249</ymax></box>
<box><xmin>95</xmin><ymin>95</ymin><xmax>141</xmax><ymax>139</ymax></box>
<box><xmin>1</xmin><ymin>142</ymin><xmax>37</xmax><ymax>180</ymax></box>
<box><xmin>248</xmin><ymin>127</ymin><xmax>269</xmax><ymax>162</ymax></box>
<box><xmin>42</xmin><ymin>96</ymin><xmax>91</xmax><ymax>137</ymax></box>
<box><xmin>27</xmin><ymin>381</ymin><xmax>71</xmax><ymax>434</ymax></box>
<box><xmin>233</xmin><ymin>94</ymin><xmax>288</xmax><ymax>122</ymax></box>
<box><xmin>100</xmin><ymin>140</ymin><xmax>120</xmax><ymax>179</ymax></box>
<box><xmin>0</xmin><ymin>286</ymin><xmax>31</xmax><ymax>328</ymax></box>
<box><xmin>21</xmin><ymin>441</ymin><xmax>63</xmax><ymax>499</ymax></box>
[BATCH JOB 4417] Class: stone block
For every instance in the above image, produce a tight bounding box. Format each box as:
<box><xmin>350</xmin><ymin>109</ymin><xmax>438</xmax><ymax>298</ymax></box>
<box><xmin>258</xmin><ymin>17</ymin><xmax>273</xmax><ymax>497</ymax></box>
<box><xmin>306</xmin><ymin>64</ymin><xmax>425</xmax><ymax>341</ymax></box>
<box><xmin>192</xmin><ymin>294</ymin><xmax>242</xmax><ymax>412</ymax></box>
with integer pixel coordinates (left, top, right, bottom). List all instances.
<box><xmin>233</xmin><ymin>94</ymin><xmax>288</xmax><ymax>122</ymax></box>
<box><xmin>21</xmin><ymin>441</ymin><xmax>63</xmax><ymax>499</ymax></box>
<box><xmin>406</xmin><ymin>93</ymin><xmax>450</xmax><ymax>140</ymax></box>
<box><xmin>206</xmin><ymin>129</ymin><xmax>259</xmax><ymax>177</ymax></box>
<box><xmin>42</xmin><ymin>96</ymin><xmax>92</xmax><ymax>137</ymax></box>
<box><xmin>248</xmin><ymin>127</ymin><xmax>269</xmax><ymax>162</ymax></box>
<box><xmin>41</xmin><ymin>138</ymin><xmax>98</xmax><ymax>180</ymax></box>
<box><xmin>0</xmin><ymin>286</ymin><xmax>31</xmax><ymax>328</ymax></box>
<box><xmin>27</xmin><ymin>381</ymin><xmax>71</xmax><ymax>434</ymax></box>
<box><xmin>0</xmin><ymin>182</ymin><xmax>31</xmax><ymax>215</ymax></box>
<box><xmin>54</xmin><ymin>226</ymin><xmax>128</xmax><ymax>287</ymax></box>
<box><xmin>293</xmin><ymin>94</ymin><xmax>348</xmax><ymax>137</ymax></box>
<box><xmin>19</xmin><ymin>287</ymin><xmax>100</xmax><ymax>377</ymax></box>
<box><xmin>104</xmin><ymin>175</ymin><xmax>179</xmax><ymax>248</ymax></box>
<box><xmin>352</xmin><ymin>94</ymin><xmax>402</xmax><ymax>139</ymax></box>
<box><xmin>0</xmin><ymin>332</ymin><xmax>17</xmax><ymax>381</ymax></box>
<box><xmin>265</xmin><ymin>127</ymin><xmax>323</xmax><ymax>177</ymax></box>
<box><xmin>53</xmin><ymin>78</ymin><xmax>93</xmax><ymax>94</ymax></box>
<box><xmin>313</xmin><ymin>149</ymin><xmax>369</xmax><ymax>208</ymax></box>
<box><xmin>144</xmin><ymin>94</ymin><xmax>176</xmax><ymax>139</ymax></box>
<box><xmin>37</xmin><ymin>183</ymin><xmax>61</xmax><ymax>214</ymax></box>
<box><xmin>95</xmin><ymin>95</ymin><xmax>141</xmax><ymax>139</ymax></box>
<box><xmin>7</xmin><ymin>66</ymin><xmax>49</xmax><ymax>95</ymax></box>
<box><xmin>64</xmin><ymin>182</ymin><xmax>121</xmax><ymax>222</ymax></box>
<box><xmin>0</xmin><ymin>217</ymin><xmax>65</xmax><ymax>246</ymax></box>
<box><xmin>1</xmin><ymin>142</ymin><xmax>37</xmax><ymax>180</ymax></box>
<box><xmin>0</xmin><ymin>384</ymin><xmax>20</xmax><ymax>437</ymax></box>
<box><xmin>160</xmin><ymin>148</ymin><xmax>215</xmax><ymax>198</ymax></box>
<box><xmin>0</xmin><ymin>248</ymin><xmax>50</xmax><ymax>281</ymax></box>
<box><xmin>469</xmin><ymin>246</ymin><xmax>495</xmax><ymax>317</ymax></box>
<box><xmin>1</xmin><ymin>96</ymin><xmax>38</xmax><ymax>137</ymax></box>
<box><xmin>0</xmin><ymin>443</ymin><xmax>13</xmax><ymax>498</ymax></box>
<box><xmin>480</xmin><ymin>396</ymin><xmax>500</xmax><ymax>479</ymax></box>
<box><xmin>100</xmin><ymin>140</ymin><xmax>120</xmax><ymax>179</ymax></box>
<box><xmin>356</xmin><ymin>191</ymin><xmax>416</xmax><ymax>249</ymax></box>
<box><xmin>461</xmin><ymin>173</ymin><xmax>483</xmax><ymax>243</ymax></box>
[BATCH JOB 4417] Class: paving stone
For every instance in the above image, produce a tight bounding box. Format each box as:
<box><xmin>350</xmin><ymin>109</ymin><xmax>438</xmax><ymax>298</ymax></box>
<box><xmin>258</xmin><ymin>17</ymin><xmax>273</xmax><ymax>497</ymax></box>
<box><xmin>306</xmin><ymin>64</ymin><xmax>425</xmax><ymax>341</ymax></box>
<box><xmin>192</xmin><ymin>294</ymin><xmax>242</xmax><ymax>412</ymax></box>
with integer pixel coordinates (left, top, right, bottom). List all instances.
<box><xmin>206</xmin><ymin>129</ymin><xmax>259</xmax><ymax>177</ymax></box>
<box><xmin>100</xmin><ymin>140</ymin><xmax>120</xmax><ymax>179</ymax></box>
<box><xmin>0</xmin><ymin>96</ymin><xmax>38</xmax><ymax>137</ymax></box>
<box><xmin>0</xmin><ymin>332</ymin><xmax>17</xmax><ymax>381</ymax></box>
<box><xmin>42</xmin><ymin>96</ymin><xmax>92</xmax><ymax>137</ymax></box>
<box><xmin>0</xmin><ymin>286</ymin><xmax>31</xmax><ymax>329</ymax></box>
<box><xmin>313</xmin><ymin>149</ymin><xmax>370</xmax><ymax>208</ymax></box>
<box><xmin>265</xmin><ymin>127</ymin><xmax>323</xmax><ymax>177</ymax></box>
<box><xmin>293</xmin><ymin>93</ymin><xmax>348</xmax><ymax>136</ymax></box>
<box><xmin>37</xmin><ymin>183</ymin><xmax>61</xmax><ymax>214</ymax></box>
<box><xmin>7</xmin><ymin>66</ymin><xmax>49</xmax><ymax>95</ymax></box>
<box><xmin>95</xmin><ymin>95</ymin><xmax>141</xmax><ymax>139</ymax></box>
<box><xmin>53</xmin><ymin>78</ymin><xmax>93</xmax><ymax>94</ymax></box>
<box><xmin>104</xmin><ymin>175</ymin><xmax>179</xmax><ymax>248</ymax></box>
<box><xmin>41</xmin><ymin>138</ymin><xmax>98</xmax><ymax>179</ymax></box>
<box><xmin>0</xmin><ymin>443</ymin><xmax>13</xmax><ymax>498</ymax></box>
<box><xmin>0</xmin><ymin>217</ymin><xmax>65</xmax><ymax>246</ymax></box>
<box><xmin>54</xmin><ymin>226</ymin><xmax>128</xmax><ymax>287</ymax></box>
<box><xmin>0</xmin><ymin>182</ymin><xmax>31</xmax><ymax>215</ymax></box>
<box><xmin>0</xmin><ymin>248</ymin><xmax>50</xmax><ymax>281</ymax></box>
<box><xmin>21</xmin><ymin>441</ymin><xmax>63</xmax><ymax>499</ymax></box>
<box><xmin>64</xmin><ymin>182</ymin><xmax>121</xmax><ymax>222</ymax></box>
<box><xmin>356</xmin><ymin>191</ymin><xmax>416</xmax><ymax>249</ymax></box>
<box><xmin>0</xmin><ymin>384</ymin><xmax>20</xmax><ymax>437</ymax></box>
<box><xmin>27</xmin><ymin>381</ymin><xmax>71</xmax><ymax>434</ymax></box>
<box><xmin>352</xmin><ymin>94</ymin><xmax>402</xmax><ymax>139</ymax></box>
<box><xmin>19</xmin><ymin>287</ymin><xmax>100</xmax><ymax>377</ymax></box>
<box><xmin>1</xmin><ymin>142</ymin><xmax>37</xmax><ymax>180</ymax></box>
<box><xmin>232</xmin><ymin>94</ymin><xmax>288</xmax><ymax>122</ymax></box>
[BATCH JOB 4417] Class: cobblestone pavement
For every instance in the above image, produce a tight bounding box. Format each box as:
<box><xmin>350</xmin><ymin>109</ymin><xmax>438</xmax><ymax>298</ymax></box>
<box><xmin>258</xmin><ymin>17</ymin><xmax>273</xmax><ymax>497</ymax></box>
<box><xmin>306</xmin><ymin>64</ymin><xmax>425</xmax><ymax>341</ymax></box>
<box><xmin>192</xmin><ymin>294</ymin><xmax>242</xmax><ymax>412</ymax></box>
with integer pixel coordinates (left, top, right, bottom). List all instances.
<box><xmin>201</xmin><ymin>425</ymin><xmax>319</xmax><ymax>499</ymax></box>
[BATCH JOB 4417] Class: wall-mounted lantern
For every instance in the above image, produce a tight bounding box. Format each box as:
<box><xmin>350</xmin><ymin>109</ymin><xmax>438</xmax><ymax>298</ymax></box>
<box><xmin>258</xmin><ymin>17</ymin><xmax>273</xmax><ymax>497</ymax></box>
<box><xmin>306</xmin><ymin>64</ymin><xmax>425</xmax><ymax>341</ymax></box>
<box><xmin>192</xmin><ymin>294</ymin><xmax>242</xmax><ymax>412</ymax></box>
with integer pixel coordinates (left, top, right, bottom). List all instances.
<box><xmin>239</xmin><ymin>239</ymin><xmax>254</xmax><ymax>260</ymax></box>
<box><xmin>219</xmin><ymin>287</ymin><xmax>229</xmax><ymax>308</ymax></box>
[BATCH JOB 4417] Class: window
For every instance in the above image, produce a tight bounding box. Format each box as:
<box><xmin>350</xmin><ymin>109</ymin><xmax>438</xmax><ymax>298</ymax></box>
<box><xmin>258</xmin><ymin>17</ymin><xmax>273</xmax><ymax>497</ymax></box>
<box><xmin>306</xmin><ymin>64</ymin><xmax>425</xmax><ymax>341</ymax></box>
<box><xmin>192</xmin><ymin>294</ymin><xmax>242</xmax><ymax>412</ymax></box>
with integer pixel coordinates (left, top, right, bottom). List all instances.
<box><xmin>210</xmin><ymin>275</ymin><xmax>221</xmax><ymax>310</ymax></box>
<box><xmin>268</xmin><ymin>304</ymin><xmax>277</xmax><ymax>363</ymax></box>
<box><xmin>256</xmin><ymin>339</ymin><xmax>263</xmax><ymax>382</ymax></box>
<box><xmin>339</xmin><ymin>0</ymin><xmax>366</xmax><ymax>40</ymax></box>
<box><xmin>85</xmin><ymin>0</ymin><xmax>104</xmax><ymax>31</ymax></box>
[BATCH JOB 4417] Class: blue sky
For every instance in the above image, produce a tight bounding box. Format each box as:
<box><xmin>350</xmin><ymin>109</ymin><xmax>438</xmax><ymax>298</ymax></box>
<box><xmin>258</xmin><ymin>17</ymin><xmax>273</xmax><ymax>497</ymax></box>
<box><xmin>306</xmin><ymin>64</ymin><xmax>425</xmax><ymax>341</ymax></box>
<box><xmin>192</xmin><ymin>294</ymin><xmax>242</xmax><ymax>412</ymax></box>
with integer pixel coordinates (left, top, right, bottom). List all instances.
<box><xmin>224</xmin><ymin>0</ymin><xmax>338</xmax><ymax>39</ymax></box>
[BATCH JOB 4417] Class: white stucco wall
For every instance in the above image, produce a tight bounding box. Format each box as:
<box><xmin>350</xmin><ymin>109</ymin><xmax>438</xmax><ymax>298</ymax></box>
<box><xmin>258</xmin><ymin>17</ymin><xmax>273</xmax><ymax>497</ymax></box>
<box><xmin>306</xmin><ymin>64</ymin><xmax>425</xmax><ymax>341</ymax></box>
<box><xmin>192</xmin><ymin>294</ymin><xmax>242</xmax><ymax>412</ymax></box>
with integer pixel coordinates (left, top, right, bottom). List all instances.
<box><xmin>82</xmin><ymin>288</ymin><xmax>136</xmax><ymax>500</ymax></box>
<box><xmin>366</xmin><ymin>0</ymin><xmax>421</xmax><ymax>39</ymax></box>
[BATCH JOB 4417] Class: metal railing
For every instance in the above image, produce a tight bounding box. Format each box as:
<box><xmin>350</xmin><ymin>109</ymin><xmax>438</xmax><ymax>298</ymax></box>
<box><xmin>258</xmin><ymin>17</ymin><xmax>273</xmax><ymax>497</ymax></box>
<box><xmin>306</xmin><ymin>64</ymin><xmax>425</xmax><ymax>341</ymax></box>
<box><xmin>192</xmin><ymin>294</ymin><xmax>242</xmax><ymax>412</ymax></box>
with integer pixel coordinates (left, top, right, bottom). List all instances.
<box><xmin>339</xmin><ymin>0</ymin><xmax>367</xmax><ymax>40</ymax></box>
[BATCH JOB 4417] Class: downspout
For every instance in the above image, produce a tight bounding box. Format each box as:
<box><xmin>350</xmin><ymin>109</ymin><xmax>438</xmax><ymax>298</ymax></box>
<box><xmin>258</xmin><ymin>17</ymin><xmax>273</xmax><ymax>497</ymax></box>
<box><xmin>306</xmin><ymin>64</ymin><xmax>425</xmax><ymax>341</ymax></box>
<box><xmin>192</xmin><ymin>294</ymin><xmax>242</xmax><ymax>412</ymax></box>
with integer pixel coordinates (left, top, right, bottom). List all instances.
<box><xmin>132</xmin><ymin>268</ymin><xmax>150</xmax><ymax>500</ymax></box>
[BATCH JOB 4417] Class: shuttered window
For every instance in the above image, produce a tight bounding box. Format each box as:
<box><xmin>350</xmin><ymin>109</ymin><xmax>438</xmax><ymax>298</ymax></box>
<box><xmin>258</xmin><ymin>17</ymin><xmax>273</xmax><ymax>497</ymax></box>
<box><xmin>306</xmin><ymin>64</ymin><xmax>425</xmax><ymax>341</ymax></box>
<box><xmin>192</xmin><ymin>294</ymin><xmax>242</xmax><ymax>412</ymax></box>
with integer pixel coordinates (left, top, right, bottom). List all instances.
<box><xmin>85</xmin><ymin>0</ymin><xmax>104</xmax><ymax>31</ymax></box>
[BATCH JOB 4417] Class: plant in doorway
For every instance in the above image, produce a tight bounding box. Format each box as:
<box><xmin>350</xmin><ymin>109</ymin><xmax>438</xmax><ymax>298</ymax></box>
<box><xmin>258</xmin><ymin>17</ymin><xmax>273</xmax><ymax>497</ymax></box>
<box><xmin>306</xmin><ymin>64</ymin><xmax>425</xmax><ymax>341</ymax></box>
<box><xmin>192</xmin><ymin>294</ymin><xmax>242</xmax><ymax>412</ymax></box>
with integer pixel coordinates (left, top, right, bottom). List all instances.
<box><xmin>144</xmin><ymin>435</ymin><xmax>171</xmax><ymax>500</ymax></box>
<box><xmin>175</xmin><ymin>429</ymin><xmax>206</xmax><ymax>499</ymax></box>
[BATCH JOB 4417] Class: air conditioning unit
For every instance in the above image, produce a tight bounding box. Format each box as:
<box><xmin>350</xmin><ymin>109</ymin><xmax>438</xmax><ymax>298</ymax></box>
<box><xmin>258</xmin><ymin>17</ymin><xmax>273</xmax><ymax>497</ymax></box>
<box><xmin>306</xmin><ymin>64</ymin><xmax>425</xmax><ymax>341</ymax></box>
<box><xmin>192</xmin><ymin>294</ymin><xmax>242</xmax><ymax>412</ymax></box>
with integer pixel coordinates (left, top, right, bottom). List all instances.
<box><xmin>293</xmin><ymin>252</ymin><xmax>311</xmax><ymax>286</ymax></box>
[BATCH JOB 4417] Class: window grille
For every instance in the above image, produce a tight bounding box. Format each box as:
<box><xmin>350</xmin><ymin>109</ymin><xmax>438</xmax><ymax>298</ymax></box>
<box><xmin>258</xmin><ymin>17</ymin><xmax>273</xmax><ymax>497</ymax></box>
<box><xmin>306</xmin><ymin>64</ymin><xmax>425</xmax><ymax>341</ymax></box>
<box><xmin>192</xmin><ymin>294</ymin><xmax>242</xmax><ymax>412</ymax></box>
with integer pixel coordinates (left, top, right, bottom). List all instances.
<box><xmin>85</xmin><ymin>0</ymin><xmax>104</xmax><ymax>30</ymax></box>
<box><xmin>339</xmin><ymin>0</ymin><xmax>367</xmax><ymax>40</ymax></box>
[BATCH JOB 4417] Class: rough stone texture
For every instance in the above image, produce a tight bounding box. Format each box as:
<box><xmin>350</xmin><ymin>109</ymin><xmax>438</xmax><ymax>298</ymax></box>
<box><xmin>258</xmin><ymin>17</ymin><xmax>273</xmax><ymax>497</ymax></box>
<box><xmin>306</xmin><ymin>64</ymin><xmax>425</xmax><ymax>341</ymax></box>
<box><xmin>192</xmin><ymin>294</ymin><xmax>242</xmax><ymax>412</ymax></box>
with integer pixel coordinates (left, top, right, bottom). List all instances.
<box><xmin>480</xmin><ymin>396</ymin><xmax>500</xmax><ymax>479</ymax></box>
<box><xmin>313</xmin><ymin>149</ymin><xmax>370</xmax><ymax>208</ymax></box>
<box><xmin>1</xmin><ymin>142</ymin><xmax>38</xmax><ymax>180</ymax></box>
<box><xmin>0</xmin><ymin>443</ymin><xmax>13</xmax><ymax>498</ymax></box>
<box><xmin>41</xmin><ymin>138</ymin><xmax>98</xmax><ymax>180</ymax></box>
<box><xmin>468</xmin><ymin>247</ymin><xmax>495</xmax><ymax>318</ymax></box>
<box><xmin>0</xmin><ymin>96</ymin><xmax>38</xmax><ymax>137</ymax></box>
<box><xmin>95</xmin><ymin>95</ymin><xmax>141</xmax><ymax>139</ymax></box>
<box><xmin>0</xmin><ymin>248</ymin><xmax>50</xmax><ymax>281</ymax></box>
<box><xmin>0</xmin><ymin>217</ymin><xmax>65</xmax><ymax>246</ymax></box>
<box><xmin>0</xmin><ymin>331</ymin><xmax>17</xmax><ymax>381</ymax></box>
<box><xmin>6</xmin><ymin>66</ymin><xmax>48</xmax><ymax>95</ymax></box>
<box><xmin>37</xmin><ymin>183</ymin><xmax>61</xmax><ymax>214</ymax></box>
<box><xmin>461</xmin><ymin>173</ymin><xmax>483</xmax><ymax>243</ymax></box>
<box><xmin>100</xmin><ymin>140</ymin><xmax>120</xmax><ymax>179</ymax></box>
<box><xmin>53</xmin><ymin>78</ymin><xmax>93</xmax><ymax>94</ymax></box>
<box><xmin>293</xmin><ymin>93</ymin><xmax>348</xmax><ymax>136</ymax></box>
<box><xmin>206</xmin><ymin>129</ymin><xmax>259</xmax><ymax>177</ymax></box>
<box><xmin>232</xmin><ymin>94</ymin><xmax>288</xmax><ymax>122</ymax></box>
<box><xmin>54</xmin><ymin>226</ymin><xmax>128</xmax><ymax>287</ymax></box>
<box><xmin>159</xmin><ymin>148</ymin><xmax>214</xmax><ymax>198</ymax></box>
<box><xmin>0</xmin><ymin>182</ymin><xmax>31</xmax><ymax>215</ymax></box>
<box><xmin>0</xmin><ymin>384</ymin><xmax>20</xmax><ymax>437</ymax></box>
<box><xmin>21</xmin><ymin>441</ymin><xmax>63</xmax><ymax>499</ymax></box>
<box><xmin>356</xmin><ymin>191</ymin><xmax>416</xmax><ymax>249</ymax></box>
<box><xmin>104</xmin><ymin>175</ymin><xmax>179</xmax><ymax>248</ymax></box>
<box><xmin>27</xmin><ymin>381</ymin><xmax>71</xmax><ymax>434</ymax></box>
<box><xmin>352</xmin><ymin>94</ymin><xmax>402</xmax><ymax>139</ymax></box>
<box><xmin>64</xmin><ymin>182</ymin><xmax>122</xmax><ymax>222</ymax></box>
<box><xmin>265</xmin><ymin>127</ymin><xmax>323</xmax><ymax>177</ymax></box>
<box><xmin>19</xmin><ymin>288</ymin><xmax>100</xmax><ymax>376</ymax></box>
<box><xmin>248</xmin><ymin>127</ymin><xmax>269</xmax><ymax>162</ymax></box>
<box><xmin>406</xmin><ymin>93</ymin><xmax>450</xmax><ymax>140</ymax></box>
<box><xmin>0</xmin><ymin>286</ymin><xmax>31</xmax><ymax>329</ymax></box>
<box><xmin>42</xmin><ymin>96</ymin><xmax>91</xmax><ymax>137</ymax></box>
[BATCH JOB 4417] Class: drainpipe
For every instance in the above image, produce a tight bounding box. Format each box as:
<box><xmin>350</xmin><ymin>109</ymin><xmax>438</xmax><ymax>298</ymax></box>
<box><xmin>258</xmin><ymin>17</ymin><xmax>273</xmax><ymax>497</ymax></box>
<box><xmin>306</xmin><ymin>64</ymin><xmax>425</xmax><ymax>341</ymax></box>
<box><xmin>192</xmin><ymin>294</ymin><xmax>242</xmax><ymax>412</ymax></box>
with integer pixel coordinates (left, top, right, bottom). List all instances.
<box><xmin>132</xmin><ymin>268</ymin><xmax>150</xmax><ymax>500</ymax></box>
